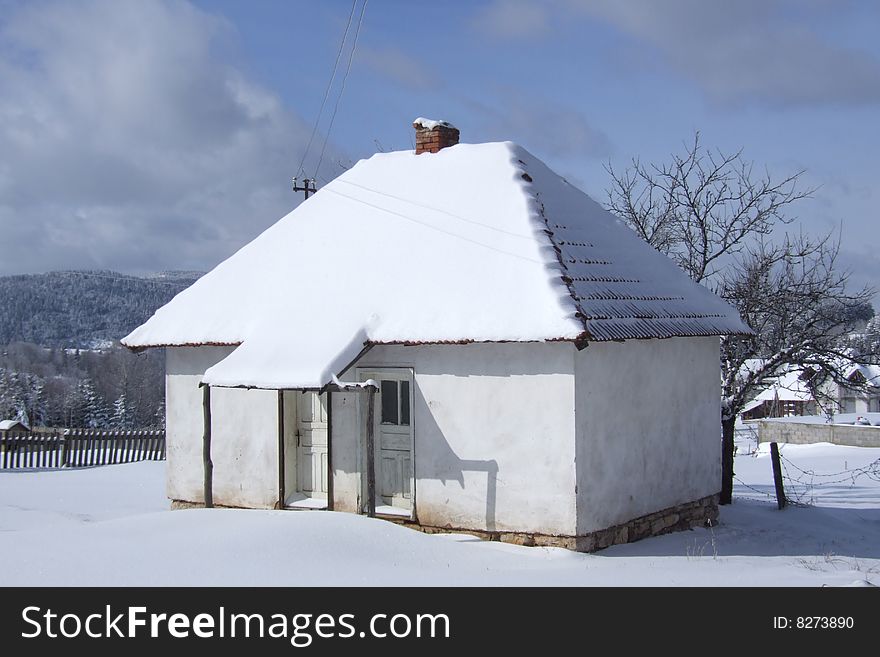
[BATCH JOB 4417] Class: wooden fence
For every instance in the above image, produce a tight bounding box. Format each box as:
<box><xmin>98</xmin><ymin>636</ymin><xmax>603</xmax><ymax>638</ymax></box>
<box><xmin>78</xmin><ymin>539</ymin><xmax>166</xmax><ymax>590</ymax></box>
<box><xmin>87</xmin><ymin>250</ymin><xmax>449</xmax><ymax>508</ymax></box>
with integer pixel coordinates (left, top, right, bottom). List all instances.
<box><xmin>0</xmin><ymin>429</ymin><xmax>165</xmax><ymax>469</ymax></box>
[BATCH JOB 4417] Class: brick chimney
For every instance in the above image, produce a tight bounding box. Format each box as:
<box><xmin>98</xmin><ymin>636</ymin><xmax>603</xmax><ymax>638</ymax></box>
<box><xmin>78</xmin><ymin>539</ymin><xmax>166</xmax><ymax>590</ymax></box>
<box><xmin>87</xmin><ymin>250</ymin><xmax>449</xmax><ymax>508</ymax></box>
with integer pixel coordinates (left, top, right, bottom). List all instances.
<box><xmin>413</xmin><ymin>117</ymin><xmax>459</xmax><ymax>154</ymax></box>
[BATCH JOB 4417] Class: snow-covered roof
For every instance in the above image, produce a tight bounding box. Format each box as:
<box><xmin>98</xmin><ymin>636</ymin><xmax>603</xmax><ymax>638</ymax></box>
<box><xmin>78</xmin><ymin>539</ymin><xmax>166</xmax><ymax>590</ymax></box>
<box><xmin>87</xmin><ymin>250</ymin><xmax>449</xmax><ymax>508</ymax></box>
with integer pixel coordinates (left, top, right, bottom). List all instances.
<box><xmin>739</xmin><ymin>398</ymin><xmax>766</xmax><ymax>414</ymax></box>
<box><xmin>738</xmin><ymin>358</ymin><xmax>768</xmax><ymax>381</ymax></box>
<box><xmin>122</xmin><ymin>141</ymin><xmax>751</xmax><ymax>389</ymax></box>
<box><xmin>752</xmin><ymin>369</ymin><xmax>815</xmax><ymax>402</ymax></box>
<box><xmin>845</xmin><ymin>363</ymin><xmax>880</xmax><ymax>386</ymax></box>
<box><xmin>0</xmin><ymin>419</ymin><xmax>29</xmax><ymax>431</ymax></box>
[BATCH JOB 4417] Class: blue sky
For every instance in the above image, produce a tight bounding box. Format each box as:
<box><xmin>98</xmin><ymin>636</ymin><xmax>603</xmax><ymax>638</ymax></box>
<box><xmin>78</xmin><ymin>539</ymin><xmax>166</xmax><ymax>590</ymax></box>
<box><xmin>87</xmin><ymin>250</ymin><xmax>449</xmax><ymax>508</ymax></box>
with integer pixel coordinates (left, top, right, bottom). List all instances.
<box><xmin>1</xmin><ymin>0</ymin><xmax>878</xmax><ymax>293</ymax></box>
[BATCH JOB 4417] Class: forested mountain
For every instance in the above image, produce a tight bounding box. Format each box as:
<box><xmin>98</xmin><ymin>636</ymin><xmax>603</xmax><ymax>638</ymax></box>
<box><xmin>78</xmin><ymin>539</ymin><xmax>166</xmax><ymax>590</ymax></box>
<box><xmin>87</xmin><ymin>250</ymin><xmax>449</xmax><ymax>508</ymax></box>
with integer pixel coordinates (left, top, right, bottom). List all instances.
<box><xmin>0</xmin><ymin>270</ymin><xmax>201</xmax><ymax>348</ymax></box>
<box><xmin>0</xmin><ymin>270</ymin><xmax>202</xmax><ymax>428</ymax></box>
<box><xmin>0</xmin><ymin>343</ymin><xmax>165</xmax><ymax>429</ymax></box>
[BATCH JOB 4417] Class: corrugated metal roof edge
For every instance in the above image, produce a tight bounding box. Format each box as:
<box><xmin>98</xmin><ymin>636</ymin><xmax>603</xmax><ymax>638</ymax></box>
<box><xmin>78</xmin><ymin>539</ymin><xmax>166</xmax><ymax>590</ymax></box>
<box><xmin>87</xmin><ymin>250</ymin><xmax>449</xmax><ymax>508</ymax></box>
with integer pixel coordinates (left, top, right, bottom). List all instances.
<box><xmin>123</xmin><ymin>325</ymin><xmax>754</xmax><ymax>355</ymax></box>
<box><xmin>366</xmin><ymin>331</ymin><xmax>747</xmax><ymax>348</ymax></box>
<box><xmin>122</xmin><ymin>340</ymin><xmax>242</xmax><ymax>353</ymax></box>
<box><xmin>521</xmin><ymin>160</ymin><xmax>753</xmax><ymax>344</ymax></box>
<box><xmin>521</xmin><ymin>162</ymin><xmax>593</xmax><ymax>343</ymax></box>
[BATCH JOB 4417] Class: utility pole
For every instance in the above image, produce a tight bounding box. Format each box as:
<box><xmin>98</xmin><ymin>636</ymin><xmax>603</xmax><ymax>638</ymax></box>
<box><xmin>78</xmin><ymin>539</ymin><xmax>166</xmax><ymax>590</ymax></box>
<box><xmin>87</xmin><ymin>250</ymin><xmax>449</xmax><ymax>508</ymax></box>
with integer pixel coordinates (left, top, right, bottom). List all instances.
<box><xmin>292</xmin><ymin>176</ymin><xmax>317</xmax><ymax>199</ymax></box>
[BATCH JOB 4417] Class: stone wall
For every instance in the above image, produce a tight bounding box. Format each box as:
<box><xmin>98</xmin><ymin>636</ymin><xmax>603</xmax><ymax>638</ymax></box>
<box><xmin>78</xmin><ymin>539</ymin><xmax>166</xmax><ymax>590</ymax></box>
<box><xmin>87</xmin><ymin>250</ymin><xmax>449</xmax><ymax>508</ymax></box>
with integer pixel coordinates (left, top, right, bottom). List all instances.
<box><xmin>758</xmin><ymin>420</ymin><xmax>880</xmax><ymax>448</ymax></box>
<box><xmin>388</xmin><ymin>493</ymin><xmax>719</xmax><ymax>553</ymax></box>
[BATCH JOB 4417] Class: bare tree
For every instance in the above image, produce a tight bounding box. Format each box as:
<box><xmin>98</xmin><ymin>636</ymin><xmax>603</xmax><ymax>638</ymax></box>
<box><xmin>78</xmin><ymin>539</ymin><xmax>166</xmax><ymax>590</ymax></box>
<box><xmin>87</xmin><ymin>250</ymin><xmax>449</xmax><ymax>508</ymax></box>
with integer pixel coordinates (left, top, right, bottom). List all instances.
<box><xmin>607</xmin><ymin>132</ymin><xmax>812</xmax><ymax>284</ymax></box>
<box><xmin>607</xmin><ymin>134</ymin><xmax>877</xmax><ymax>505</ymax></box>
<box><xmin>718</xmin><ymin>235</ymin><xmax>876</xmax><ymax>502</ymax></box>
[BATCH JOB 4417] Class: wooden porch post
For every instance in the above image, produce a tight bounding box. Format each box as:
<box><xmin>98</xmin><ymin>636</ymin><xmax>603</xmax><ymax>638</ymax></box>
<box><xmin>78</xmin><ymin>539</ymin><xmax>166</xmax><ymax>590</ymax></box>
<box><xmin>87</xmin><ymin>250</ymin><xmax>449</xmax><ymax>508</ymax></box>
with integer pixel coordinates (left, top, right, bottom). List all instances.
<box><xmin>277</xmin><ymin>390</ymin><xmax>285</xmax><ymax>509</ymax></box>
<box><xmin>326</xmin><ymin>389</ymin><xmax>334</xmax><ymax>511</ymax></box>
<box><xmin>202</xmin><ymin>383</ymin><xmax>213</xmax><ymax>508</ymax></box>
<box><xmin>365</xmin><ymin>384</ymin><xmax>377</xmax><ymax>518</ymax></box>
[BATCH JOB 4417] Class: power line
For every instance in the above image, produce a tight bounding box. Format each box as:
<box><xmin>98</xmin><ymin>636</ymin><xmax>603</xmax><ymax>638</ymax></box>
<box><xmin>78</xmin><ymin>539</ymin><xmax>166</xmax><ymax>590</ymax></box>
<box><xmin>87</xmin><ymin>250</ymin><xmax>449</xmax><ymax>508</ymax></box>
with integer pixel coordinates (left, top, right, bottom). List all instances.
<box><xmin>314</xmin><ymin>0</ymin><xmax>368</xmax><ymax>181</ymax></box>
<box><xmin>321</xmin><ymin>187</ymin><xmax>544</xmax><ymax>265</ymax></box>
<box><xmin>295</xmin><ymin>0</ymin><xmax>358</xmax><ymax>179</ymax></box>
<box><xmin>336</xmin><ymin>179</ymin><xmax>541</xmax><ymax>242</ymax></box>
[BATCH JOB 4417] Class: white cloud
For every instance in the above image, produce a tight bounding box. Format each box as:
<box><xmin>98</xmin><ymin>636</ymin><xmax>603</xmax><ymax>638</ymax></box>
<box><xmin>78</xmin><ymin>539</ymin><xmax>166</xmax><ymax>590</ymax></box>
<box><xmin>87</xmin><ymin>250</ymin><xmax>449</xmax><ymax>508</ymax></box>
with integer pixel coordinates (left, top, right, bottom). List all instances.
<box><xmin>567</xmin><ymin>0</ymin><xmax>880</xmax><ymax>107</ymax></box>
<box><xmin>471</xmin><ymin>0</ymin><xmax>551</xmax><ymax>39</ymax></box>
<box><xmin>466</xmin><ymin>92</ymin><xmax>613</xmax><ymax>160</ymax></box>
<box><xmin>359</xmin><ymin>45</ymin><xmax>433</xmax><ymax>90</ymax></box>
<box><xmin>0</xmin><ymin>0</ymin><xmax>333</xmax><ymax>275</ymax></box>
<box><xmin>473</xmin><ymin>0</ymin><xmax>880</xmax><ymax>108</ymax></box>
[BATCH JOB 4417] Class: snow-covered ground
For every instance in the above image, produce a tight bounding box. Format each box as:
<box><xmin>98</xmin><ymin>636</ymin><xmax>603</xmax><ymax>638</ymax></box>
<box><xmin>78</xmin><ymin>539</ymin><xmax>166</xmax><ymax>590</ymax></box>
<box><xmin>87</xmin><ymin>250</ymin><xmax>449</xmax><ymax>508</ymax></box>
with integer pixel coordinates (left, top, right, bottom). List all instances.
<box><xmin>1</xmin><ymin>444</ymin><xmax>878</xmax><ymax>586</ymax></box>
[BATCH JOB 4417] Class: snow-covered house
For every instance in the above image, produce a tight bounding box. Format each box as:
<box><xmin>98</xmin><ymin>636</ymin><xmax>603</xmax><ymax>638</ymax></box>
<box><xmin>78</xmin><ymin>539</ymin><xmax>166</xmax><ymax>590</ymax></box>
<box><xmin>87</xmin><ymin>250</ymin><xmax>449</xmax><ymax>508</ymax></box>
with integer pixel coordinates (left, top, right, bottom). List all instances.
<box><xmin>0</xmin><ymin>420</ymin><xmax>30</xmax><ymax>454</ymax></box>
<box><xmin>837</xmin><ymin>363</ymin><xmax>880</xmax><ymax>414</ymax></box>
<box><xmin>739</xmin><ymin>361</ymin><xmax>880</xmax><ymax>421</ymax></box>
<box><xmin>123</xmin><ymin>119</ymin><xmax>751</xmax><ymax>551</ymax></box>
<box><xmin>0</xmin><ymin>419</ymin><xmax>30</xmax><ymax>434</ymax></box>
<box><xmin>740</xmin><ymin>368</ymin><xmax>818</xmax><ymax>420</ymax></box>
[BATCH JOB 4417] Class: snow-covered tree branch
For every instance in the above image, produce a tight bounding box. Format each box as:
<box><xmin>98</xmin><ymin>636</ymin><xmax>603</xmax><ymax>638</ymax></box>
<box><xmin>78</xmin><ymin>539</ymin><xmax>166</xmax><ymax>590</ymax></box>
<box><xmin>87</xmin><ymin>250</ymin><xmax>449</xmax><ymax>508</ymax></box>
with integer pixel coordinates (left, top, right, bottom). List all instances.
<box><xmin>606</xmin><ymin>134</ymin><xmax>877</xmax><ymax>504</ymax></box>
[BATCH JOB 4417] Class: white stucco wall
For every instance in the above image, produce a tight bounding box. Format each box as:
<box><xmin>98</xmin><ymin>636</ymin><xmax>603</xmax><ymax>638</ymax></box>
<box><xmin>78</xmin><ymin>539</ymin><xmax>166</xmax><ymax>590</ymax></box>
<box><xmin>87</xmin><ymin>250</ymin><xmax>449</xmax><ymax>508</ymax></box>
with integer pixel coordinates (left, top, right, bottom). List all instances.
<box><xmin>329</xmin><ymin>390</ymin><xmax>363</xmax><ymax>514</ymax></box>
<box><xmin>166</xmin><ymin>337</ymin><xmax>721</xmax><ymax>534</ymax></box>
<box><xmin>574</xmin><ymin>336</ymin><xmax>721</xmax><ymax>534</ymax></box>
<box><xmin>166</xmin><ymin>347</ymin><xmax>279</xmax><ymax>509</ymax></box>
<box><xmin>336</xmin><ymin>343</ymin><xmax>579</xmax><ymax>536</ymax></box>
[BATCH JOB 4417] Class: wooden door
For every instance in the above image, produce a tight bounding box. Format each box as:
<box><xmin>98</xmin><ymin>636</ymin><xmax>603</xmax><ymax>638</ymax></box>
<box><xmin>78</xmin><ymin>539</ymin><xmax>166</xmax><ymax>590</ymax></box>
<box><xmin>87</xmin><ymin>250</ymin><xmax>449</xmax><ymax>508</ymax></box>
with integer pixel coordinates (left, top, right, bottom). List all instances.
<box><xmin>296</xmin><ymin>392</ymin><xmax>328</xmax><ymax>499</ymax></box>
<box><xmin>364</xmin><ymin>370</ymin><xmax>414</xmax><ymax>511</ymax></box>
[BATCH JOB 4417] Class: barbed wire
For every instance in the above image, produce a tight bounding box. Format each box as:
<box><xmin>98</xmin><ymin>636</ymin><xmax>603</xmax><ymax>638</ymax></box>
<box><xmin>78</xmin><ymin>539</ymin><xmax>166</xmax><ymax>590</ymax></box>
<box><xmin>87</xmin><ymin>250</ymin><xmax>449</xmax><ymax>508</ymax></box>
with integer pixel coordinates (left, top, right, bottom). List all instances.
<box><xmin>732</xmin><ymin>475</ymin><xmax>775</xmax><ymax>500</ymax></box>
<box><xmin>779</xmin><ymin>457</ymin><xmax>814</xmax><ymax>506</ymax></box>
<box><xmin>779</xmin><ymin>452</ymin><xmax>880</xmax><ymax>484</ymax></box>
<box><xmin>733</xmin><ymin>447</ymin><xmax>880</xmax><ymax>507</ymax></box>
<box><xmin>769</xmin><ymin>451</ymin><xmax>880</xmax><ymax>506</ymax></box>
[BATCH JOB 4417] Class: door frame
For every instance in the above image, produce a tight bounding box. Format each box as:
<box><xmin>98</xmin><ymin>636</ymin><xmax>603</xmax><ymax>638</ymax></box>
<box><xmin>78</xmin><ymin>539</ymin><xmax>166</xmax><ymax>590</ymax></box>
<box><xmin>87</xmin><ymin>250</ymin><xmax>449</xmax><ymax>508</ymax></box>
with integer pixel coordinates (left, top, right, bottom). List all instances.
<box><xmin>356</xmin><ymin>366</ymin><xmax>416</xmax><ymax>519</ymax></box>
<box><xmin>278</xmin><ymin>389</ymin><xmax>331</xmax><ymax>509</ymax></box>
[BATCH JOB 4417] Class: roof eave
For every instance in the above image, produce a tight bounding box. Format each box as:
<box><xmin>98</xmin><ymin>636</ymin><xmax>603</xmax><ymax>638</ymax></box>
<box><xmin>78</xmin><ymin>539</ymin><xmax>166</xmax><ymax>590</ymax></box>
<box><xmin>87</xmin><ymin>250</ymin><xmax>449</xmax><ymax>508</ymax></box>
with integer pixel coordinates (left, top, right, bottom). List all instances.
<box><xmin>120</xmin><ymin>340</ymin><xmax>243</xmax><ymax>353</ymax></box>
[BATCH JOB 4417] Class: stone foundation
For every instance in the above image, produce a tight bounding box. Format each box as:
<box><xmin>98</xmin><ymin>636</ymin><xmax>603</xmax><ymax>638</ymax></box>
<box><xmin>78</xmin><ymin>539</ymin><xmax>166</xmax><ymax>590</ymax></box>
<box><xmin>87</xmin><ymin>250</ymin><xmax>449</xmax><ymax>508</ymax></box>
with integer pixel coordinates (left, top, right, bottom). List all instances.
<box><xmin>170</xmin><ymin>494</ymin><xmax>719</xmax><ymax>553</ymax></box>
<box><xmin>170</xmin><ymin>499</ymin><xmax>281</xmax><ymax>510</ymax></box>
<box><xmin>384</xmin><ymin>493</ymin><xmax>720</xmax><ymax>553</ymax></box>
<box><xmin>573</xmin><ymin>494</ymin><xmax>719</xmax><ymax>552</ymax></box>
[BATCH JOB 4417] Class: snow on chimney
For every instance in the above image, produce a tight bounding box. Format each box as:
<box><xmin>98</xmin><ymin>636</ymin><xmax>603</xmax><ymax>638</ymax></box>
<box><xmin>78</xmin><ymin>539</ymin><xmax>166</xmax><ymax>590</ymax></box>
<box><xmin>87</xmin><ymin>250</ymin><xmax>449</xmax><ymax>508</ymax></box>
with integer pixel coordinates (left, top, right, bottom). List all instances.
<box><xmin>413</xmin><ymin>117</ymin><xmax>459</xmax><ymax>154</ymax></box>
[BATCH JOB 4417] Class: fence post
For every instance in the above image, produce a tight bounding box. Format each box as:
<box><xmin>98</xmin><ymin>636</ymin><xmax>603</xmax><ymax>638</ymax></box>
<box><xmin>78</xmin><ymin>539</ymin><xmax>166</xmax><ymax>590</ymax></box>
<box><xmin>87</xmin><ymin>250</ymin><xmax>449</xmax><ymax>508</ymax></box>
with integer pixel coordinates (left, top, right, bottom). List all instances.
<box><xmin>770</xmin><ymin>441</ymin><xmax>787</xmax><ymax>510</ymax></box>
<box><xmin>1</xmin><ymin>428</ymin><xmax>165</xmax><ymax>469</ymax></box>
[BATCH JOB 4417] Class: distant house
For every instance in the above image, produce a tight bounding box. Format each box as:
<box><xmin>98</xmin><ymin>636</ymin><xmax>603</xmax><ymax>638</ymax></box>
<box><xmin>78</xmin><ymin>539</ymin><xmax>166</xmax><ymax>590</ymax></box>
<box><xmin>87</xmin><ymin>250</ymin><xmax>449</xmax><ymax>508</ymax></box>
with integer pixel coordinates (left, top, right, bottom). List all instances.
<box><xmin>0</xmin><ymin>419</ymin><xmax>29</xmax><ymax>434</ymax></box>
<box><xmin>123</xmin><ymin>118</ymin><xmax>751</xmax><ymax>551</ymax></box>
<box><xmin>0</xmin><ymin>420</ymin><xmax>30</xmax><ymax>454</ymax></box>
<box><xmin>740</xmin><ymin>369</ymin><xmax>817</xmax><ymax>420</ymax></box>
<box><xmin>837</xmin><ymin>364</ymin><xmax>880</xmax><ymax>414</ymax></box>
<box><xmin>740</xmin><ymin>362</ymin><xmax>880</xmax><ymax>421</ymax></box>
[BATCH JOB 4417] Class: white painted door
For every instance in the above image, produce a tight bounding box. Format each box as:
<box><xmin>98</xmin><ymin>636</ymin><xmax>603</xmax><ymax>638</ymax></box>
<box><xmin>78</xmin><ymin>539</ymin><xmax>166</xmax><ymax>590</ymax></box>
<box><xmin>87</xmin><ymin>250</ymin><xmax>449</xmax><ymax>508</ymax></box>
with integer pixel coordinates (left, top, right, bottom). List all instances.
<box><xmin>296</xmin><ymin>392</ymin><xmax>328</xmax><ymax>499</ymax></box>
<box><xmin>363</xmin><ymin>370</ymin><xmax>414</xmax><ymax>511</ymax></box>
